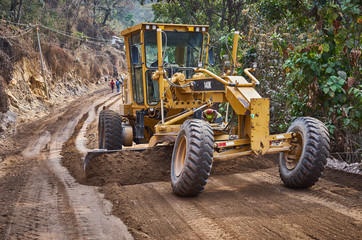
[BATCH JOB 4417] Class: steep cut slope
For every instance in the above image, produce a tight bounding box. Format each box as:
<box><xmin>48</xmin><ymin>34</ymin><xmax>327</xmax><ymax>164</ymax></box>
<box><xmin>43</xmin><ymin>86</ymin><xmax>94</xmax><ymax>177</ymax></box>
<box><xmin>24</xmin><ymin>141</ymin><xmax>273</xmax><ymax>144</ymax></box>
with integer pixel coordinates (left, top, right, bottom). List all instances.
<box><xmin>0</xmin><ymin>22</ymin><xmax>127</xmax><ymax>134</ymax></box>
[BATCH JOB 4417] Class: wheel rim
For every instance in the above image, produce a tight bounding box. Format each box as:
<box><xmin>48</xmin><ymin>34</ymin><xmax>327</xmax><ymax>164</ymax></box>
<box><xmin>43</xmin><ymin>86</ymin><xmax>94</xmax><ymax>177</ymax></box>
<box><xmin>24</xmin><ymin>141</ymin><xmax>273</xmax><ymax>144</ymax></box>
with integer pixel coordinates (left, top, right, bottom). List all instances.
<box><xmin>284</xmin><ymin>131</ymin><xmax>303</xmax><ymax>170</ymax></box>
<box><xmin>174</xmin><ymin>136</ymin><xmax>187</xmax><ymax>177</ymax></box>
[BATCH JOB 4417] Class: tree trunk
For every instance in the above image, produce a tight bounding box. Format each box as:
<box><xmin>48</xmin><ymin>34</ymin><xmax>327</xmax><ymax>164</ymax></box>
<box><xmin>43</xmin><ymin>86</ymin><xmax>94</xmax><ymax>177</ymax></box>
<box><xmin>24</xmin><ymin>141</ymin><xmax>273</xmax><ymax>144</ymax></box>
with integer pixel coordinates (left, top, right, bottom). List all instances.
<box><xmin>227</xmin><ymin>0</ymin><xmax>232</xmax><ymax>32</ymax></box>
<box><xmin>10</xmin><ymin>0</ymin><xmax>18</xmax><ymax>22</ymax></box>
<box><xmin>102</xmin><ymin>9</ymin><xmax>110</xmax><ymax>25</ymax></box>
<box><xmin>233</xmin><ymin>2</ymin><xmax>242</xmax><ymax>31</ymax></box>
<box><xmin>93</xmin><ymin>0</ymin><xmax>97</xmax><ymax>38</ymax></box>
<box><xmin>205</xmin><ymin>0</ymin><xmax>212</xmax><ymax>26</ymax></box>
<box><xmin>221</xmin><ymin>0</ymin><xmax>226</xmax><ymax>30</ymax></box>
<box><xmin>15</xmin><ymin>0</ymin><xmax>23</xmax><ymax>23</ymax></box>
<box><xmin>177</xmin><ymin>0</ymin><xmax>199</xmax><ymax>25</ymax></box>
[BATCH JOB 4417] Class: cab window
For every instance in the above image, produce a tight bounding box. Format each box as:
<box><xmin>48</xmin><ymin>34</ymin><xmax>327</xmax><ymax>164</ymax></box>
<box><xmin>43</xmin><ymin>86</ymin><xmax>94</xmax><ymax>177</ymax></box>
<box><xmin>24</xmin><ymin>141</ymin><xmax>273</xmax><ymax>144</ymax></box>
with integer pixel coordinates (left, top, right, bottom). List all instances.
<box><xmin>129</xmin><ymin>31</ymin><xmax>144</xmax><ymax>105</ymax></box>
<box><xmin>144</xmin><ymin>30</ymin><xmax>203</xmax><ymax>69</ymax></box>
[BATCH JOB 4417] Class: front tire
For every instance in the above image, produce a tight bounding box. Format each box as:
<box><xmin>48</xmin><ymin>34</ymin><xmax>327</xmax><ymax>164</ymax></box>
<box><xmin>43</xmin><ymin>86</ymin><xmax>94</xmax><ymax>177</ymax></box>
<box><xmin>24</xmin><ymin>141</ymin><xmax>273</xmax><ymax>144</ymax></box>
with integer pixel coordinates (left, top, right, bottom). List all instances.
<box><xmin>279</xmin><ymin>117</ymin><xmax>330</xmax><ymax>188</ymax></box>
<box><xmin>98</xmin><ymin>110</ymin><xmax>123</xmax><ymax>150</ymax></box>
<box><xmin>171</xmin><ymin>119</ymin><xmax>214</xmax><ymax>196</ymax></box>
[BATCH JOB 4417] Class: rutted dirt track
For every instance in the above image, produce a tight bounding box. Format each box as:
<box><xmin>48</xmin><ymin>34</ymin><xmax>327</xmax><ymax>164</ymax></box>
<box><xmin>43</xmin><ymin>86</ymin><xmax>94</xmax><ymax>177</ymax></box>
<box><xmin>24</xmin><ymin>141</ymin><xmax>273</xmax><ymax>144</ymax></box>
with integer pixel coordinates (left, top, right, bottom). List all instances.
<box><xmin>1</xmin><ymin>89</ymin><xmax>361</xmax><ymax>240</ymax></box>
<box><xmin>0</xmin><ymin>89</ymin><xmax>131</xmax><ymax>240</ymax></box>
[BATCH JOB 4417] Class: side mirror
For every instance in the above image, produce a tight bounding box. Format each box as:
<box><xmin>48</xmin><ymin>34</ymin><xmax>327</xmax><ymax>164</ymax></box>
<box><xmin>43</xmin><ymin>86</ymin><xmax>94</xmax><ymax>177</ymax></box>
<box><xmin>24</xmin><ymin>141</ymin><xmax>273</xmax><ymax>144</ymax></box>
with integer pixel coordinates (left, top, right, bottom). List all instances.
<box><xmin>131</xmin><ymin>46</ymin><xmax>139</xmax><ymax>64</ymax></box>
<box><xmin>208</xmin><ymin>48</ymin><xmax>214</xmax><ymax>66</ymax></box>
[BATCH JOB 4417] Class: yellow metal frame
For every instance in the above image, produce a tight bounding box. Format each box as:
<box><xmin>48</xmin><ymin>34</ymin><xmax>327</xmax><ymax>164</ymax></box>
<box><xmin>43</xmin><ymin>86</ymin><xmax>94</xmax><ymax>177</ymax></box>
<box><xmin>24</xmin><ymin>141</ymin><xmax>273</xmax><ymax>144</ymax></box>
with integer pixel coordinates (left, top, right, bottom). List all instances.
<box><xmin>120</xmin><ymin>23</ymin><xmax>295</xmax><ymax>159</ymax></box>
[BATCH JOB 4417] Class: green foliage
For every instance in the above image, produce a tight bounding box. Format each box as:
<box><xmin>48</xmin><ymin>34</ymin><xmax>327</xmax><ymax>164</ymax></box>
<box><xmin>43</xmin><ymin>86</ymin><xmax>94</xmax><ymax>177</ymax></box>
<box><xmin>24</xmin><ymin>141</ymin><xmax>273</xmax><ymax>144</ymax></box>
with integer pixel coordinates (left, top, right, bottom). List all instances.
<box><xmin>270</xmin><ymin>33</ymin><xmax>288</xmax><ymax>58</ymax></box>
<box><xmin>0</xmin><ymin>1</ymin><xmax>153</xmax><ymax>39</ymax></box>
<box><xmin>232</xmin><ymin>0</ymin><xmax>361</xmax><ymax>157</ymax></box>
<box><xmin>268</xmin><ymin>0</ymin><xmax>361</xmax><ymax>156</ymax></box>
<box><xmin>258</xmin><ymin>0</ymin><xmax>290</xmax><ymax>23</ymax></box>
<box><xmin>151</xmin><ymin>0</ymin><xmax>251</xmax><ymax>42</ymax></box>
<box><xmin>74</xmin><ymin>31</ymin><xmax>88</xmax><ymax>41</ymax></box>
<box><xmin>125</xmin><ymin>14</ymin><xmax>135</xmax><ymax>27</ymax></box>
<box><xmin>151</xmin><ymin>2</ymin><xmax>187</xmax><ymax>24</ymax></box>
<box><xmin>217</xmin><ymin>103</ymin><xmax>233</xmax><ymax>122</ymax></box>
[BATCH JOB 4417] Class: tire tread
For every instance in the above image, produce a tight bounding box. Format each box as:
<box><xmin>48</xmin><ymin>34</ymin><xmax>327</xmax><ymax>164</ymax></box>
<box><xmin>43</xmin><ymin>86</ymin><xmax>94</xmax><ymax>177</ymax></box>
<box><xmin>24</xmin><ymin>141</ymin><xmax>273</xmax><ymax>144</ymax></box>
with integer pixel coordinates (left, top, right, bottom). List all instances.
<box><xmin>98</xmin><ymin>110</ymin><xmax>123</xmax><ymax>150</ymax></box>
<box><xmin>171</xmin><ymin>119</ymin><xmax>214</xmax><ymax>196</ymax></box>
<box><xmin>279</xmin><ymin>117</ymin><xmax>330</xmax><ymax>188</ymax></box>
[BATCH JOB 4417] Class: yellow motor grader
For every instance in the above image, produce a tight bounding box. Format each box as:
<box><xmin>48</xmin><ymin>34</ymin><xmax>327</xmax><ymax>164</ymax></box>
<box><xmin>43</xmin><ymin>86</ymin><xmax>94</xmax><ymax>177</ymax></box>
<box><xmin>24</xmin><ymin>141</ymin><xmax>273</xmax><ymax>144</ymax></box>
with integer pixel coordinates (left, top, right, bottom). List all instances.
<box><xmin>87</xmin><ymin>23</ymin><xmax>330</xmax><ymax>196</ymax></box>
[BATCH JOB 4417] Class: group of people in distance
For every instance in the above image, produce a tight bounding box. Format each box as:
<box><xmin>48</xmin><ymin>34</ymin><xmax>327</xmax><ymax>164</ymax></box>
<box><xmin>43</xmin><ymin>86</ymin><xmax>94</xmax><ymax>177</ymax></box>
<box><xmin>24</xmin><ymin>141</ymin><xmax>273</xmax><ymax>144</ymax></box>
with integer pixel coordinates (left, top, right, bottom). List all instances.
<box><xmin>107</xmin><ymin>75</ymin><xmax>124</xmax><ymax>93</ymax></box>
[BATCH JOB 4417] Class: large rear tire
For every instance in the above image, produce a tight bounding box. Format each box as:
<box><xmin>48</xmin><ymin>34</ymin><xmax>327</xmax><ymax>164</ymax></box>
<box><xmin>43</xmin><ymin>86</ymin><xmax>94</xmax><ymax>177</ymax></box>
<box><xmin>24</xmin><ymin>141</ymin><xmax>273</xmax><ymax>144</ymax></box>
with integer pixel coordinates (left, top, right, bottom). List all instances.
<box><xmin>98</xmin><ymin>110</ymin><xmax>123</xmax><ymax>150</ymax></box>
<box><xmin>279</xmin><ymin>117</ymin><xmax>330</xmax><ymax>188</ymax></box>
<box><xmin>171</xmin><ymin>119</ymin><xmax>214</xmax><ymax>196</ymax></box>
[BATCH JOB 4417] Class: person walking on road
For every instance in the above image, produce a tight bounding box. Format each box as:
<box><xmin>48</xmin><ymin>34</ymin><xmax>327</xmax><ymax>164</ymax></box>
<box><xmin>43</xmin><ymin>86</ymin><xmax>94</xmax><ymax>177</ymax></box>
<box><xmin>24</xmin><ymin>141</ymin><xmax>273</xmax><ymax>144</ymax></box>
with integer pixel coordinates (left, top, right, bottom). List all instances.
<box><xmin>110</xmin><ymin>79</ymin><xmax>115</xmax><ymax>93</ymax></box>
<box><xmin>116</xmin><ymin>78</ymin><xmax>121</xmax><ymax>92</ymax></box>
<box><xmin>202</xmin><ymin>108</ymin><xmax>223</xmax><ymax>123</ymax></box>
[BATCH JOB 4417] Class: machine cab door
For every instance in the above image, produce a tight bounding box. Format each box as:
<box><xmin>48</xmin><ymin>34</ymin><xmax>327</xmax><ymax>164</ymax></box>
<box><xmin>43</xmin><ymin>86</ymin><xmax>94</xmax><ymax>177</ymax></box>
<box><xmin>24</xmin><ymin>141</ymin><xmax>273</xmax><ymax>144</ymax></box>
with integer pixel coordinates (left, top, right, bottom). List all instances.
<box><xmin>129</xmin><ymin>31</ymin><xmax>144</xmax><ymax>105</ymax></box>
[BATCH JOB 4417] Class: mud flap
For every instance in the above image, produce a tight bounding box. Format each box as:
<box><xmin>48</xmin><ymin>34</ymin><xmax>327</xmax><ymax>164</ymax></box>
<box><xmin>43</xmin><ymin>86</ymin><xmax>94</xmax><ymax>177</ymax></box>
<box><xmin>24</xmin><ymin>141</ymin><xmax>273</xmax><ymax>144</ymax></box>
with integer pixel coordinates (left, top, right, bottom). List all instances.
<box><xmin>250</xmin><ymin>98</ymin><xmax>270</xmax><ymax>155</ymax></box>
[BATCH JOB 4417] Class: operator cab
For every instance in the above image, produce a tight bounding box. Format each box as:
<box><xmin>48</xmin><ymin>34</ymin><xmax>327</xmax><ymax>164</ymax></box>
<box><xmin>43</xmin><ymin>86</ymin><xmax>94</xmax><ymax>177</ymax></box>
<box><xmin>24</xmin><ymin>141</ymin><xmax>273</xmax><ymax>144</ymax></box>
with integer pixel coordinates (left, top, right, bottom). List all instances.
<box><xmin>121</xmin><ymin>23</ymin><xmax>210</xmax><ymax>107</ymax></box>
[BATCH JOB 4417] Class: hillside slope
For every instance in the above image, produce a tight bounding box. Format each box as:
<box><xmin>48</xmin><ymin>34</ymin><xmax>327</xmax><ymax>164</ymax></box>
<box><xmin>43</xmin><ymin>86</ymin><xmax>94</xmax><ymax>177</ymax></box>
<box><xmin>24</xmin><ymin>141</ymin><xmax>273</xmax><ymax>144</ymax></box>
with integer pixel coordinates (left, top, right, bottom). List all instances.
<box><xmin>0</xmin><ymin>22</ymin><xmax>127</xmax><ymax>134</ymax></box>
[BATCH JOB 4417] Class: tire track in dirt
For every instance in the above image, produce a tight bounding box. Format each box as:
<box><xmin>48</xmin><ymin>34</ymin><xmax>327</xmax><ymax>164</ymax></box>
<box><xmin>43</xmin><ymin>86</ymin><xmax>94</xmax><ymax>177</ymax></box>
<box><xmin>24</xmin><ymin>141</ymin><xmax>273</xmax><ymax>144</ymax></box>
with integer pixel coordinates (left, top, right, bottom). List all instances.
<box><xmin>5</xmin><ymin>154</ymin><xmax>80</xmax><ymax>240</ymax></box>
<box><xmin>103</xmin><ymin>166</ymin><xmax>361</xmax><ymax>240</ymax></box>
<box><xmin>101</xmin><ymin>183</ymin><xmax>202</xmax><ymax>239</ymax></box>
<box><xmin>232</xmin><ymin>170</ymin><xmax>361</xmax><ymax>239</ymax></box>
<box><xmin>190</xmin><ymin>176</ymin><xmax>310</xmax><ymax>239</ymax></box>
<box><xmin>1</xmin><ymin>90</ymin><xmax>132</xmax><ymax>240</ymax></box>
<box><xmin>152</xmin><ymin>182</ymin><xmax>236</xmax><ymax>240</ymax></box>
<box><xmin>235</xmin><ymin>170</ymin><xmax>362</xmax><ymax>223</ymax></box>
<box><xmin>76</xmin><ymin>93</ymin><xmax>121</xmax><ymax>156</ymax></box>
<box><xmin>21</xmin><ymin>131</ymin><xmax>51</xmax><ymax>158</ymax></box>
<box><xmin>45</xmin><ymin>93</ymin><xmax>132</xmax><ymax>239</ymax></box>
<box><xmin>203</xmin><ymin>177</ymin><xmax>290</xmax><ymax>239</ymax></box>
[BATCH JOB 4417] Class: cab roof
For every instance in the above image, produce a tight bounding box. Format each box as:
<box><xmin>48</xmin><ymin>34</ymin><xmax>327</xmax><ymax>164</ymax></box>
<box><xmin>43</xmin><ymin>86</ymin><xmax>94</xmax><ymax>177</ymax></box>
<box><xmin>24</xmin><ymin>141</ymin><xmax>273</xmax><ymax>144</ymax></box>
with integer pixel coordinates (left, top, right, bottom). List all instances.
<box><xmin>121</xmin><ymin>23</ymin><xmax>209</xmax><ymax>36</ymax></box>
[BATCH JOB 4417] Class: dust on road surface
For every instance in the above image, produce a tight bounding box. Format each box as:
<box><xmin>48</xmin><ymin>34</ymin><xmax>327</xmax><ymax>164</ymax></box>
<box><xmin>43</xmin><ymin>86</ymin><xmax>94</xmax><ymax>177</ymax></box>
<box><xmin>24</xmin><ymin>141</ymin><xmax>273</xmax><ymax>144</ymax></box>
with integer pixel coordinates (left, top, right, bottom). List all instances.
<box><xmin>1</xmin><ymin>88</ymin><xmax>361</xmax><ymax>240</ymax></box>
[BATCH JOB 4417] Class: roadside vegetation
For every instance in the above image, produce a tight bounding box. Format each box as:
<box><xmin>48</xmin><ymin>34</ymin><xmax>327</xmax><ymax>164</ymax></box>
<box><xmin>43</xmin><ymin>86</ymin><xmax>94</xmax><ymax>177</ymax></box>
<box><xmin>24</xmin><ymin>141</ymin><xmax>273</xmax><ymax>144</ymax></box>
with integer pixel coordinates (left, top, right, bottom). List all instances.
<box><xmin>151</xmin><ymin>0</ymin><xmax>361</xmax><ymax>162</ymax></box>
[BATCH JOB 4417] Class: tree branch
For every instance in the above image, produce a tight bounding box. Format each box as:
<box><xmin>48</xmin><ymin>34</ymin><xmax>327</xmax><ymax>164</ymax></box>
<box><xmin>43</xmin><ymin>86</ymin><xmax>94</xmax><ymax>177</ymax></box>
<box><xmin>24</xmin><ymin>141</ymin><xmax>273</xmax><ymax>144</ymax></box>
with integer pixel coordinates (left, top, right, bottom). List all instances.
<box><xmin>177</xmin><ymin>0</ymin><xmax>199</xmax><ymax>25</ymax></box>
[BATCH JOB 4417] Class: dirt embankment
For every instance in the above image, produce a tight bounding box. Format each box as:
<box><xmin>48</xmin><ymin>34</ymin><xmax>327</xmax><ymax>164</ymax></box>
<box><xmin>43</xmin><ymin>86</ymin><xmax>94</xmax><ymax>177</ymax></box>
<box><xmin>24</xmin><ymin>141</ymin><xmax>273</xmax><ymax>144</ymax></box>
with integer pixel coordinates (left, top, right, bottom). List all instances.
<box><xmin>0</xmin><ymin>23</ymin><xmax>127</xmax><ymax>135</ymax></box>
<box><xmin>85</xmin><ymin>147</ymin><xmax>174</xmax><ymax>186</ymax></box>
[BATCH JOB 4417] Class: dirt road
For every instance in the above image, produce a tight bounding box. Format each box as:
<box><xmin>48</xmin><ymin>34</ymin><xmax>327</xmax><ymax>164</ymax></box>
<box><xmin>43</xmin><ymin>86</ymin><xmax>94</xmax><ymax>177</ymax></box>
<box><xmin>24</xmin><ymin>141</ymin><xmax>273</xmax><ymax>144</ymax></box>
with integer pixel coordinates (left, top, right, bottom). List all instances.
<box><xmin>0</xmin><ymin>89</ymin><xmax>132</xmax><ymax>240</ymax></box>
<box><xmin>1</xmin><ymin>89</ymin><xmax>361</xmax><ymax>240</ymax></box>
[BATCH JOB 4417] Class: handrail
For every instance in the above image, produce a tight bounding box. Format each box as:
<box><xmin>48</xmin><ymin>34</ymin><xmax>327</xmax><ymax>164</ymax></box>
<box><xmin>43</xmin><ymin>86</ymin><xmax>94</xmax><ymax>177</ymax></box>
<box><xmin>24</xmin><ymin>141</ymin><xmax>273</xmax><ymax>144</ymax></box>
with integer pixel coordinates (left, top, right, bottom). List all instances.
<box><xmin>194</xmin><ymin>68</ymin><xmax>260</xmax><ymax>87</ymax></box>
<box><xmin>231</xmin><ymin>31</ymin><xmax>239</xmax><ymax>71</ymax></box>
<box><xmin>204</xmin><ymin>32</ymin><xmax>210</xmax><ymax>66</ymax></box>
<box><xmin>244</xmin><ymin>68</ymin><xmax>260</xmax><ymax>86</ymax></box>
<box><xmin>194</xmin><ymin>68</ymin><xmax>236</xmax><ymax>86</ymax></box>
